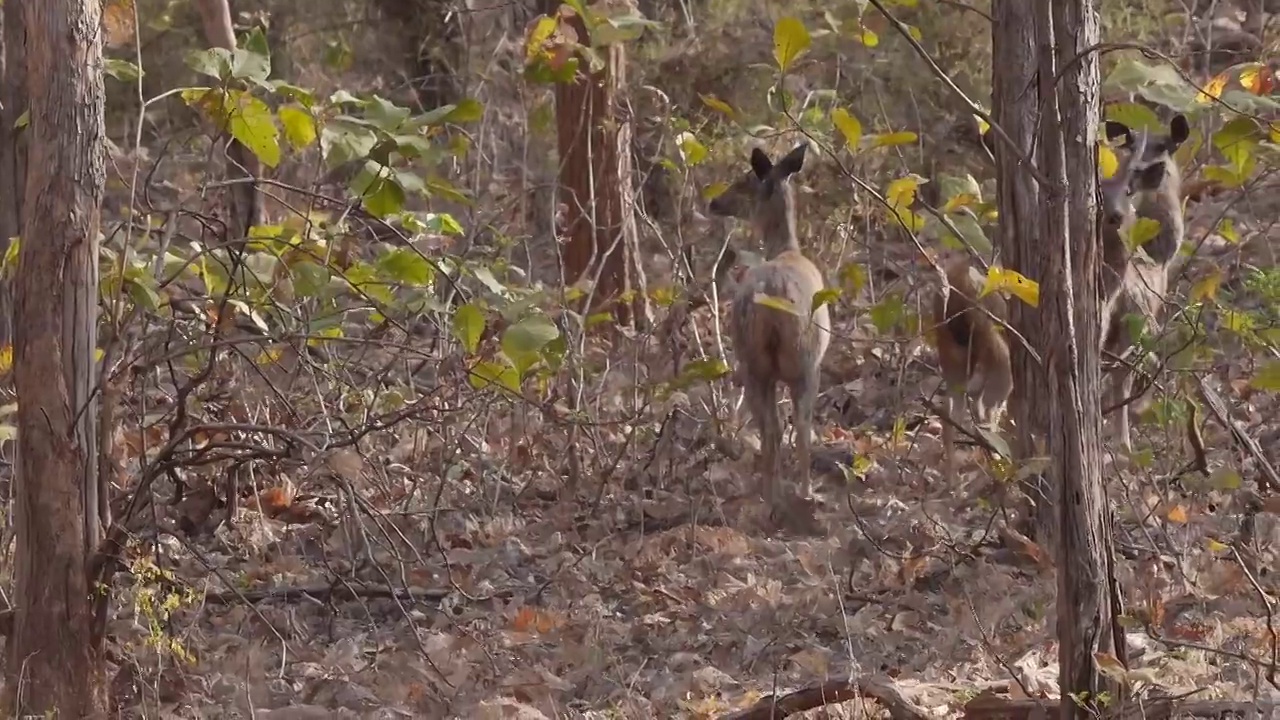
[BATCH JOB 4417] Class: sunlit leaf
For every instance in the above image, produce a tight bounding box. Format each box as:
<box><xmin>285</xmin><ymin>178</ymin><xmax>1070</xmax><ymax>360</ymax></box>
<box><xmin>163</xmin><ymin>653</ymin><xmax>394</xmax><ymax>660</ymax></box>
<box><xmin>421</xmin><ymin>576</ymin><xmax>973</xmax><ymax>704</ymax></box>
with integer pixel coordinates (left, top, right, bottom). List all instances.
<box><xmin>772</xmin><ymin>17</ymin><xmax>811</xmax><ymax>72</ymax></box>
<box><xmin>675</xmin><ymin>131</ymin><xmax>707</xmax><ymax>166</ymax></box>
<box><xmin>699</xmin><ymin>94</ymin><xmax>736</xmax><ymax>119</ymax></box>
<box><xmin>981</xmin><ymin>266</ymin><xmax>1039</xmax><ymax>307</ymax></box>
<box><xmin>1189</xmin><ymin>270</ymin><xmax>1221</xmax><ymax>303</ymax></box>
<box><xmin>869</xmin><ymin>131</ymin><xmax>918</xmax><ymax>149</ymax></box>
<box><xmin>278</xmin><ymin>105</ymin><xmax>317</xmax><ymax>149</ymax></box>
<box><xmin>1098</xmin><ymin>144</ymin><xmax>1119</xmax><ymax>180</ymax></box>
<box><xmin>1251</xmin><ymin>360</ymin><xmax>1280</xmax><ymax>392</ymax></box>
<box><xmin>830</xmin><ymin>108</ymin><xmax>862</xmax><ymax>151</ymax></box>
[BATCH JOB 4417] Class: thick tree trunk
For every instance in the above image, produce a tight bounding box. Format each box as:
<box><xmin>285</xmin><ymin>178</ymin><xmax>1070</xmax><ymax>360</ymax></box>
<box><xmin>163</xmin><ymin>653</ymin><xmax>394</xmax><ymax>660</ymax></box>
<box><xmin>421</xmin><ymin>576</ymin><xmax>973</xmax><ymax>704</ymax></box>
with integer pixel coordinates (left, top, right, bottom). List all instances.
<box><xmin>0</xmin><ymin>1</ymin><xmax>28</xmax><ymax>347</ymax></box>
<box><xmin>4</xmin><ymin>0</ymin><xmax>108</xmax><ymax>714</ymax></box>
<box><xmin>547</xmin><ymin>2</ymin><xmax>650</xmax><ymax>329</ymax></box>
<box><xmin>193</xmin><ymin>0</ymin><xmax>263</xmax><ymax>239</ymax></box>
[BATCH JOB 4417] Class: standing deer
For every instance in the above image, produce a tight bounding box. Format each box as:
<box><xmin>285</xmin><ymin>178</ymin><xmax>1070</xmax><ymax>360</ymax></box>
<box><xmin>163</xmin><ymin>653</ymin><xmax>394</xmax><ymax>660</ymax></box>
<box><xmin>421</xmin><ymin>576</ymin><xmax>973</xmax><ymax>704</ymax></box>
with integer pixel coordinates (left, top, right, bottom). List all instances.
<box><xmin>930</xmin><ymin>257</ymin><xmax>1014</xmax><ymax>482</ymax></box>
<box><xmin>708</xmin><ymin>142</ymin><xmax>830</xmax><ymax>511</ymax></box>
<box><xmin>1098</xmin><ymin>114</ymin><xmax>1189</xmax><ymax>452</ymax></box>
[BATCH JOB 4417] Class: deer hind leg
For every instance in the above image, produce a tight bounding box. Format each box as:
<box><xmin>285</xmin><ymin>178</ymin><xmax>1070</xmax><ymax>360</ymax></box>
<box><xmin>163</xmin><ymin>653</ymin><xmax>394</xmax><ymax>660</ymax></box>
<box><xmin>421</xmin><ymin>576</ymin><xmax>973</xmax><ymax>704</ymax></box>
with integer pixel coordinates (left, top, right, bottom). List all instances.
<box><xmin>1105</xmin><ymin>363</ymin><xmax>1134</xmax><ymax>453</ymax></box>
<box><xmin>942</xmin><ymin>388</ymin><xmax>961</xmax><ymax>483</ymax></box>
<box><xmin>790</xmin><ymin>367</ymin><xmax>819</xmax><ymax>500</ymax></box>
<box><xmin>744</xmin><ymin>375</ymin><xmax>782</xmax><ymax>505</ymax></box>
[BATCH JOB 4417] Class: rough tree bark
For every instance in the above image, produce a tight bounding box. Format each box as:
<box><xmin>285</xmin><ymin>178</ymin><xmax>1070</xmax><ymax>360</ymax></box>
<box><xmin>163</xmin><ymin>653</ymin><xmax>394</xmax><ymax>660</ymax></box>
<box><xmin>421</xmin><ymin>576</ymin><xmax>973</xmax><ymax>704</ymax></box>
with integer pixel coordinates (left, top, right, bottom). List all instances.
<box><xmin>995</xmin><ymin>0</ymin><xmax>1120</xmax><ymax>714</ymax></box>
<box><xmin>543</xmin><ymin>0</ymin><xmax>650</xmax><ymax>329</ymax></box>
<box><xmin>1036</xmin><ymin>2</ymin><xmax>1122</xmax><ymax>714</ymax></box>
<box><xmin>0</xmin><ymin>1</ymin><xmax>28</xmax><ymax>347</ymax></box>
<box><xmin>194</xmin><ymin>0</ymin><xmax>264</xmax><ymax>238</ymax></box>
<box><xmin>3</xmin><ymin>0</ymin><xmax>108</xmax><ymax>714</ymax></box>
<box><xmin>991</xmin><ymin>0</ymin><xmax>1053</xmax><ymax>536</ymax></box>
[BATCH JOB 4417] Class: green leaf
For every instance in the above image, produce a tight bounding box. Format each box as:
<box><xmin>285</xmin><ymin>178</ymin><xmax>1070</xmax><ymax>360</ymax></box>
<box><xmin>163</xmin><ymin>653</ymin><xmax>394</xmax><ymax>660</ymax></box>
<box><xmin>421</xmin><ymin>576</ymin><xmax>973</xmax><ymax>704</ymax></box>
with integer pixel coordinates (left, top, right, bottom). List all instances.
<box><xmin>810</xmin><ymin>287</ymin><xmax>841</xmax><ymax>314</ymax></box>
<box><xmin>676</xmin><ymin>131</ymin><xmax>707</xmax><ymax>166</ymax></box>
<box><xmin>869</xmin><ymin>294</ymin><xmax>905</xmax><ymax>333</ymax></box>
<box><xmin>364</xmin><ymin>95</ymin><xmax>412</xmax><ymax>131</ymax></box>
<box><xmin>839</xmin><ymin>262</ymin><xmax>867</xmax><ymax>296</ymax></box>
<box><xmin>830</xmin><ymin>108</ymin><xmax>862</xmax><ymax>151</ymax></box>
<box><xmin>453</xmin><ymin>303</ymin><xmax>486</xmax><ymax>355</ymax></box>
<box><xmin>1214</xmin><ymin>117</ymin><xmax>1260</xmax><ymax>172</ymax></box>
<box><xmin>125</xmin><ymin>278</ymin><xmax>162</xmax><ymax>313</ymax></box>
<box><xmin>290</xmin><ymin>260</ymin><xmax>330</xmax><ymax>297</ymax></box>
<box><xmin>228</xmin><ymin>93</ymin><xmax>282</xmax><ymax>168</ymax></box>
<box><xmin>376</xmin><ymin>247</ymin><xmax>434</xmax><ymax>287</ymax></box>
<box><xmin>186</xmin><ymin>47</ymin><xmax>234</xmax><ymax>80</ymax></box>
<box><xmin>773</xmin><ymin>17</ymin><xmax>811</xmax><ymax>72</ymax></box>
<box><xmin>104</xmin><ymin>58</ymin><xmax>144</xmax><ymax>83</ymax></box>
<box><xmin>502</xmin><ymin>315</ymin><xmax>561</xmax><ymax>376</ymax></box>
<box><xmin>351</xmin><ymin>163</ymin><xmax>406</xmax><ymax>218</ymax></box>
<box><xmin>426</xmin><ymin>212</ymin><xmax>465</xmax><ymax>236</ymax></box>
<box><xmin>446</xmin><ymin>98</ymin><xmax>485</xmax><ymax>124</ymax></box>
<box><xmin>1251</xmin><ymin>360</ymin><xmax>1280</xmax><ymax>391</ymax></box>
<box><xmin>1104</xmin><ymin>102</ymin><xmax>1162</xmax><ymax>132</ymax></box>
<box><xmin>278</xmin><ymin>105</ymin><xmax>317</xmax><ymax>149</ymax></box>
<box><xmin>670</xmin><ymin>358</ymin><xmax>731</xmax><ymax>390</ymax></box>
<box><xmin>470</xmin><ymin>359</ymin><xmax>520</xmax><ymax>394</ymax></box>
<box><xmin>236</xmin><ymin>27</ymin><xmax>273</xmax><ymax>83</ymax></box>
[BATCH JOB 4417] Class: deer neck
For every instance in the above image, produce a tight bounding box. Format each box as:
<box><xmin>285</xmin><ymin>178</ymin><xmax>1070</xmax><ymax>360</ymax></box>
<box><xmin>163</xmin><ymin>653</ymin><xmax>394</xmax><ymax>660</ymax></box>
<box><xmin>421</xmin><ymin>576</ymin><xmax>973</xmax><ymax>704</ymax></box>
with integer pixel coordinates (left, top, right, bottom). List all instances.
<box><xmin>754</xmin><ymin>191</ymin><xmax>801</xmax><ymax>259</ymax></box>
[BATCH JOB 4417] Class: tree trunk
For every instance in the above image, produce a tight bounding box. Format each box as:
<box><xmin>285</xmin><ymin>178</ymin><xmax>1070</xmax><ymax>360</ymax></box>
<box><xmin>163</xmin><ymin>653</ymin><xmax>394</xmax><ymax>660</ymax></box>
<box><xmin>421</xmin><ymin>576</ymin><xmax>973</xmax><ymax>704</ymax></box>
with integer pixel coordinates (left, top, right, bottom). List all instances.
<box><xmin>193</xmin><ymin>0</ymin><xmax>263</xmax><ymax>239</ymax></box>
<box><xmin>4</xmin><ymin>0</ymin><xmax>108</xmax><ymax>714</ymax></box>
<box><xmin>991</xmin><ymin>0</ymin><xmax>1053</xmax><ymax>538</ymax></box>
<box><xmin>1036</xmin><ymin>3</ymin><xmax>1122</xmax><ymax>714</ymax></box>
<box><xmin>0</xmin><ymin>0</ymin><xmax>28</xmax><ymax>347</ymax></box>
<box><xmin>546</xmin><ymin>1</ymin><xmax>650</xmax><ymax>329</ymax></box>
<box><xmin>997</xmin><ymin>0</ymin><xmax>1120</xmax><ymax>712</ymax></box>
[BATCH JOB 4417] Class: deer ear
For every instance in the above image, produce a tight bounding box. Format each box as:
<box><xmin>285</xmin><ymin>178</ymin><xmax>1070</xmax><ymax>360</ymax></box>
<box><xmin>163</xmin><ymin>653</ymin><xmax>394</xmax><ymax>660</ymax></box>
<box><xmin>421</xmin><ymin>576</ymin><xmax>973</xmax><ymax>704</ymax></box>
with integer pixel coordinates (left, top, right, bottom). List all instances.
<box><xmin>775</xmin><ymin>142</ymin><xmax>809</xmax><ymax>177</ymax></box>
<box><xmin>750</xmin><ymin>148</ymin><xmax>773</xmax><ymax>180</ymax></box>
<box><xmin>1104</xmin><ymin>121</ymin><xmax>1133</xmax><ymax>147</ymax></box>
<box><xmin>1167</xmin><ymin>114</ymin><xmax>1190</xmax><ymax>147</ymax></box>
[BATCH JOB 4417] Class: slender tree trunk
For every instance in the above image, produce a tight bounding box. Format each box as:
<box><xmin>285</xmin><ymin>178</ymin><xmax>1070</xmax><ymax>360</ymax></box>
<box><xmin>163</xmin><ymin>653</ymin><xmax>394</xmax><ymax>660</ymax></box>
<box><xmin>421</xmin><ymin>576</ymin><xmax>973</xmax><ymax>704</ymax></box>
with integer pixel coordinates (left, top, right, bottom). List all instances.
<box><xmin>193</xmin><ymin>0</ymin><xmax>263</xmax><ymax>239</ymax></box>
<box><xmin>0</xmin><ymin>1</ymin><xmax>28</xmax><ymax>348</ymax></box>
<box><xmin>1037</xmin><ymin>3</ymin><xmax>1122</xmax><ymax>714</ymax></box>
<box><xmin>545</xmin><ymin>1</ymin><xmax>650</xmax><ymax>330</ymax></box>
<box><xmin>991</xmin><ymin>0</ymin><xmax>1054</xmax><ymax>538</ymax></box>
<box><xmin>4</xmin><ymin>0</ymin><xmax>108</xmax><ymax>713</ymax></box>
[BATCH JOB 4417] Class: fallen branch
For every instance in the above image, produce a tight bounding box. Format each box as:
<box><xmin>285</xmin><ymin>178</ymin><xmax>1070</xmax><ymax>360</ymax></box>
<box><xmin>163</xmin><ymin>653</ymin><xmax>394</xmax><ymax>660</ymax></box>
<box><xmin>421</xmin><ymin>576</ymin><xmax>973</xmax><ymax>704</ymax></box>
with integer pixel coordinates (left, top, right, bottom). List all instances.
<box><xmin>202</xmin><ymin>583</ymin><xmax>451</xmax><ymax>605</ymax></box>
<box><xmin>720</xmin><ymin>676</ymin><xmax>929</xmax><ymax>720</ymax></box>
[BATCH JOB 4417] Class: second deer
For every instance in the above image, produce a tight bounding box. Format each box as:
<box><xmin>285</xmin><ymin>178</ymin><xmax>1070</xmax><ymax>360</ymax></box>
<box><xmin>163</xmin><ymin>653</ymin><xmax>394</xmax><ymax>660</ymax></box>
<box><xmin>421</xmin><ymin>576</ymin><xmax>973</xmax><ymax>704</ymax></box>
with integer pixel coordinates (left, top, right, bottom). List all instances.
<box><xmin>1099</xmin><ymin>114</ymin><xmax>1189</xmax><ymax>451</ymax></box>
<box><xmin>930</xmin><ymin>256</ymin><xmax>1013</xmax><ymax>482</ymax></box>
<box><xmin>708</xmin><ymin>142</ymin><xmax>830</xmax><ymax>511</ymax></box>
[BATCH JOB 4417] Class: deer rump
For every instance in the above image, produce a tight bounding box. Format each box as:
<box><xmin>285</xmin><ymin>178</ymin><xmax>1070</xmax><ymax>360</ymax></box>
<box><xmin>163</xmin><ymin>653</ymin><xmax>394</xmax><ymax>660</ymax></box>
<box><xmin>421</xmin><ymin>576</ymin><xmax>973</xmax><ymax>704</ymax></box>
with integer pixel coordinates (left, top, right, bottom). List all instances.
<box><xmin>730</xmin><ymin>254</ymin><xmax>829</xmax><ymax>386</ymax></box>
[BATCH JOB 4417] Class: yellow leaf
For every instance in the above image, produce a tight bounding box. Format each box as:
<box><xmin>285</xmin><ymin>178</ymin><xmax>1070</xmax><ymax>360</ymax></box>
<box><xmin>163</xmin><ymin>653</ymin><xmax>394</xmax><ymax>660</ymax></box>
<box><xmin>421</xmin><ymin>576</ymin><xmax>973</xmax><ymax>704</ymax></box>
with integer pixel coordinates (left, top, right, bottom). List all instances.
<box><xmin>1270</xmin><ymin>122</ymin><xmax>1280</xmax><ymax>145</ymax></box>
<box><xmin>1123</xmin><ymin>217</ymin><xmax>1162</xmax><ymax>251</ymax></box>
<box><xmin>1166</xmin><ymin>504</ymin><xmax>1188</xmax><ymax>524</ymax></box>
<box><xmin>942</xmin><ymin>192</ymin><xmax>980</xmax><ymax>213</ymax></box>
<box><xmin>1238</xmin><ymin>62</ymin><xmax>1267</xmax><ymax>94</ymax></box>
<box><xmin>773</xmin><ymin>17</ymin><xmax>811</xmax><ymax>72</ymax></box>
<box><xmin>974</xmin><ymin>113</ymin><xmax>990</xmax><ymax>137</ymax></box>
<box><xmin>1094</xmin><ymin>652</ymin><xmax>1127</xmax><ymax>679</ymax></box>
<box><xmin>754</xmin><ymin>293</ymin><xmax>800</xmax><ymax>316</ymax></box>
<box><xmin>870</xmin><ymin>131</ymin><xmax>919</xmax><ymax>149</ymax></box>
<box><xmin>1206</xmin><ymin>538</ymin><xmax>1229</xmax><ymax>552</ymax></box>
<box><xmin>699</xmin><ymin>93</ymin><xmax>736</xmax><ymax>118</ymax></box>
<box><xmin>1189</xmin><ymin>270</ymin><xmax>1222</xmax><ymax>303</ymax></box>
<box><xmin>1098</xmin><ymin>144</ymin><xmax>1119</xmax><ymax>180</ymax></box>
<box><xmin>830</xmin><ymin>108</ymin><xmax>863</xmax><ymax>151</ymax></box>
<box><xmin>1216</xmin><ymin>218</ymin><xmax>1240</xmax><ymax>244</ymax></box>
<box><xmin>1196</xmin><ymin>73</ymin><xmax>1228</xmax><ymax>104</ymax></box>
<box><xmin>702</xmin><ymin>182</ymin><xmax>729</xmax><ymax>200</ymax></box>
<box><xmin>885</xmin><ymin>175</ymin><xmax>921</xmax><ymax>209</ymax></box>
<box><xmin>982</xmin><ymin>265</ymin><xmax>1040</xmax><ymax>308</ymax></box>
<box><xmin>857</xmin><ymin>26</ymin><xmax>879</xmax><ymax>47</ymax></box>
<box><xmin>524</xmin><ymin>16</ymin><xmax>559</xmax><ymax>64</ymax></box>
<box><xmin>0</xmin><ymin>345</ymin><xmax>11</xmax><ymax>374</ymax></box>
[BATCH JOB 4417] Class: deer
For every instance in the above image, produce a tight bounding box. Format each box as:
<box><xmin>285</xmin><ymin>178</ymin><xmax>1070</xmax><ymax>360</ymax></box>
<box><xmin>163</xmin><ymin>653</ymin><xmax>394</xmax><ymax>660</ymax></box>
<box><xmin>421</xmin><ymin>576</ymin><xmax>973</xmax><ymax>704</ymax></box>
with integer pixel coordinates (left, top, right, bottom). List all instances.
<box><xmin>1097</xmin><ymin>114</ymin><xmax>1190</xmax><ymax>452</ymax></box>
<box><xmin>707</xmin><ymin>142</ymin><xmax>830</xmax><ymax>513</ymax></box>
<box><xmin>930</xmin><ymin>256</ymin><xmax>1014</xmax><ymax>482</ymax></box>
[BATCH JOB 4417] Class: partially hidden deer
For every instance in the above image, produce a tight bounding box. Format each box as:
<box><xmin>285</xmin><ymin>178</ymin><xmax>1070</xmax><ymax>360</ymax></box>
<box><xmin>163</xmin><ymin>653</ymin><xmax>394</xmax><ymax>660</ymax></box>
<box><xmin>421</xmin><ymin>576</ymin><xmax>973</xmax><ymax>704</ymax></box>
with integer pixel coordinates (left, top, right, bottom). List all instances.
<box><xmin>930</xmin><ymin>256</ymin><xmax>1013</xmax><ymax>482</ymax></box>
<box><xmin>1098</xmin><ymin>114</ymin><xmax>1189</xmax><ymax>452</ymax></box>
<box><xmin>708</xmin><ymin>142</ymin><xmax>830</xmax><ymax>510</ymax></box>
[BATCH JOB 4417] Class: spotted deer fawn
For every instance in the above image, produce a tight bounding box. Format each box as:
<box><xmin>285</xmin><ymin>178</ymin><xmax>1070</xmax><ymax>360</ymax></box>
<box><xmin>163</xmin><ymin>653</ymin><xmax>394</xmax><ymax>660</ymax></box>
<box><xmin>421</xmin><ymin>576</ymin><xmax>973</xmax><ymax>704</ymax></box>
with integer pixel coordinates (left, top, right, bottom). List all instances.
<box><xmin>1099</xmin><ymin>114</ymin><xmax>1189</xmax><ymax>451</ymax></box>
<box><xmin>708</xmin><ymin>142</ymin><xmax>830</xmax><ymax>509</ymax></box>
<box><xmin>930</xmin><ymin>257</ymin><xmax>1013</xmax><ymax>482</ymax></box>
